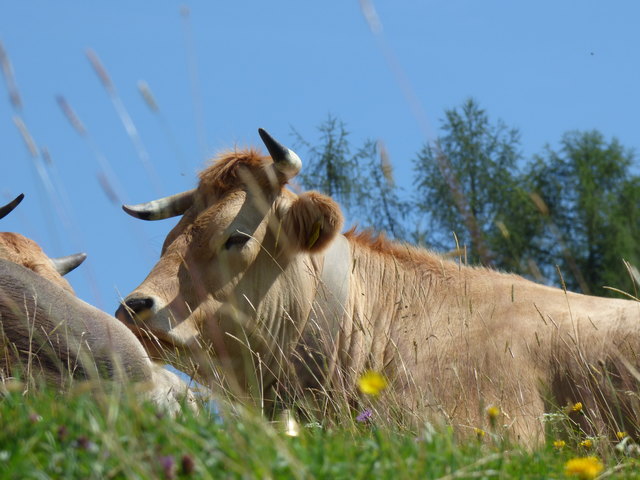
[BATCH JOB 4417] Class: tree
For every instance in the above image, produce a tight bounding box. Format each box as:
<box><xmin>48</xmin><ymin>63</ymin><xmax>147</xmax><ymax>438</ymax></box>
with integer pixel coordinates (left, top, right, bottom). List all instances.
<box><xmin>347</xmin><ymin>139</ymin><xmax>410</xmax><ymax>239</ymax></box>
<box><xmin>527</xmin><ymin>131</ymin><xmax>640</xmax><ymax>296</ymax></box>
<box><xmin>292</xmin><ymin>116</ymin><xmax>360</xmax><ymax>212</ymax></box>
<box><xmin>292</xmin><ymin>116</ymin><xmax>409</xmax><ymax>239</ymax></box>
<box><xmin>412</xmin><ymin>98</ymin><xmax>540</xmax><ymax>271</ymax></box>
<box><xmin>296</xmin><ymin>109</ymin><xmax>640</xmax><ymax>299</ymax></box>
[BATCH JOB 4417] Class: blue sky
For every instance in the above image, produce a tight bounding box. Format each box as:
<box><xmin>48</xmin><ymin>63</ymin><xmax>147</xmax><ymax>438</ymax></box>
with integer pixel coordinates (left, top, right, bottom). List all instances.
<box><xmin>1</xmin><ymin>1</ymin><xmax>638</xmax><ymax>310</ymax></box>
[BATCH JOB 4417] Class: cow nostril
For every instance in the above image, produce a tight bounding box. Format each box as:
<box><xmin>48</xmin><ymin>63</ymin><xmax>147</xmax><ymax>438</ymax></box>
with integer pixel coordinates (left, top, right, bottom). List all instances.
<box><xmin>125</xmin><ymin>297</ymin><xmax>154</xmax><ymax>314</ymax></box>
<box><xmin>115</xmin><ymin>296</ymin><xmax>155</xmax><ymax>323</ymax></box>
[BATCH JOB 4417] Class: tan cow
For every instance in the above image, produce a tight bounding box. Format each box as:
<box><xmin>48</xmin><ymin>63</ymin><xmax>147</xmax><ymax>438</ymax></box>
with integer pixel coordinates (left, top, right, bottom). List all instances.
<box><xmin>0</xmin><ymin>193</ymin><xmax>86</xmax><ymax>292</ymax></box>
<box><xmin>0</xmin><ymin>195</ymin><xmax>196</xmax><ymax>413</ymax></box>
<box><xmin>116</xmin><ymin>129</ymin><xmax>640</xmax><ymax>443</ymax></box>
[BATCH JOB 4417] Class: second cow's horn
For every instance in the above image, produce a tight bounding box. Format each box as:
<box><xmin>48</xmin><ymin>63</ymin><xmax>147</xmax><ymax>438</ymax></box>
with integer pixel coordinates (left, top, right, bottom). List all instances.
<box><xmin>50</xmin><ymin>253</ymin><xmax>87</xmax><ymax>276</ymax></box>
<box><xmin>0</xmin><ymin>193</ymin><xmax>25</xmax><ymax>220</ymax></box>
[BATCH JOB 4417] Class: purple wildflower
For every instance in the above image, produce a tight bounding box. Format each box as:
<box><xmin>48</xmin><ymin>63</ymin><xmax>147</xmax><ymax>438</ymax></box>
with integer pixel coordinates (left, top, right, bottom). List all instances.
<box><xmin>75</xmin><ymin>436</ymin><xmax>97</xmax><ymax>451</ymax></box>
<box><xmin>158</xmin><ymin>455</ymin><xmax>175</xmax><ymax>479</ymax></box>
<box><xmin>356</xmin><ymin>408</ymin><xmax>373</xmax><ymax>423</ymax></box>
<box><xmin>28</xmin><ymin>412</ymin><xmax>41</xmax><ymax>423</ymax></box>
<box><xmin>57</xmin><ymin>425</ymin><xmax>68</xmax><ymax>442</ymax></box>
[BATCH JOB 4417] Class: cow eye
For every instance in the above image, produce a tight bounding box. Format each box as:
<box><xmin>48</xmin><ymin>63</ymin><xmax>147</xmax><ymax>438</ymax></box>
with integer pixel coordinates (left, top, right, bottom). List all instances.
<box><xmin>224</xmin><ymin>232</ymin><xmax>250</xmax><ymax>250</ymax></box>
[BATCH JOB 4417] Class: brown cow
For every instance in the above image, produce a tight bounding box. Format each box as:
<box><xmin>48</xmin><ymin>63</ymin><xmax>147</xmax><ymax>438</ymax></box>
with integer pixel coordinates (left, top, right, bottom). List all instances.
<box><xmin>0</xmin><ymin>195</ymin><xmax>196</xmax><ymax>413</ymax></box>
<box><xmin>116</xmin><ymin>129</ymin><xmax>640</xmax><ymax>443</ymax></box>
<box><xmin>0</xmin><ymin>194</ymin><xmax>85</xmax><ymax>292</ymax></box>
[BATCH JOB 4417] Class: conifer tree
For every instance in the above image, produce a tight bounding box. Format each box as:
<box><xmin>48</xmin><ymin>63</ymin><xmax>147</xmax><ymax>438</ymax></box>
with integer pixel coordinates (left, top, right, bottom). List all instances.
<box><xmin>527</xmin><ymin>130</ymin><xmax>640</xmax><ymax>296</ymax></box>
<box><xmin>292</xmin><ymin>116</ymin><xmax>408</xmax><ymax>239</ymax></box>
<box><xmin>412</xmin><ymin>98</ymin><xmax>539</xmax><ymax>270</ymax></box>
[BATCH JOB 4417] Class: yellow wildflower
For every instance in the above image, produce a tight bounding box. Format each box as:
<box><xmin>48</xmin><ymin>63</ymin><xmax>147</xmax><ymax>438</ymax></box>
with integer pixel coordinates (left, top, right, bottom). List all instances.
<box><xmin>579</xmin><ymin>438</ymin><xmax>593</xmax><ymax>449</ymax></box>
<box><xmin>571</xmin><ymin>402</ymin><xmax>583</xmax><ymax>413</ymax></box>
<box><xmin>553</xmin><ymin>439</ymin><xmax>566</xmax><ymax>449</ymax></box>
<box><xmin>564</xmin><ymin>456</ymin><xmax>603</xmax><ymax>479</ymax></box>
<box><xmin>474</xmin><ymin>428</ymin><xmax>486</xmax><ymax>439</ymax></box>
<box><xmin>486</xmin><ymin>406</ymin><xmax>500</xmax><ymax>419</ymax></box>
<box><xmin>616</xmin><ymin>431</ymin><xmax>627</xmax><ymax>440</ymax></box>
<box><xmin>486</xmin><ymin>405</ymin><xmax>500</xmax><ymax>428</ymax></box>
<box><xmin>358</xmin><ymin>371</ymin><xmax>388</xmax><ymax>396</ymax></box>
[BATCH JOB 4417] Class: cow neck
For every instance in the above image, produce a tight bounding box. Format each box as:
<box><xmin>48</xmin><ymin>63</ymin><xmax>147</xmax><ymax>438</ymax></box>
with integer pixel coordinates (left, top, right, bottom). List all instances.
<box><xmin>311</xmin><ymin>234</ymin><xmax>351</xmax><ymax>337</ymax></box>
<box><xmin>295</xmin><ymin>234</ymin><xmax>351</xmax><ymax>389</ymax></box>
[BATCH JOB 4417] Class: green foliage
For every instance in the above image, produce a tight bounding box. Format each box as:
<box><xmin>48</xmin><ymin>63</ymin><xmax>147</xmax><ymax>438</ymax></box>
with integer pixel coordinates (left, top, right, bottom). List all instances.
<box><xmin>349</xmin><ymin>139</ymin><xmax>410</xmax><ymax>239</ymax></box>
<box><xmin>527</xmin><ymin>131</ymin><xmax>640</xmax><ymax>295</ymax></box>
<box><xmin>2</xmin><ymin>387</ymin><xmax>639</xmax><ymax>479</ymax></box>
<box><xmin>292</xmin><ymin>116</ymin><xmax>359</xmax><ymax>210</ymax></box>
<box><xmin>299</xmin><ymin>104</ymin><xmax>639</xmax><ymax>297</ymax></box>
<box><xmin>292</xmin><ymin>115</ymin><xmax>409</xmax><ymax>239</ymax></box>
<box><xmin>412</xmin><ymin>98</ymin><xmax>540</xmax><ymax>271</ymax></box>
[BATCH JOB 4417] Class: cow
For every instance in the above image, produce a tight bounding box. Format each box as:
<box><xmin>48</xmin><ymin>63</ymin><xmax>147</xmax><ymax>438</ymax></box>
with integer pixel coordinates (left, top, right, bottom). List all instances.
<box><xmin>0</xmin><ymin>194</ymin><xmax>86</xmax><ymax>293</ymax></box>
<box><xmin>0</xmin><ymin>195</ymin><xmax>196</xmax><ymax>413</ymax></box>
<box><xmin>116</xmin><ymin>129</ymin><xmax>640</xmax><ymax>443</ymax></box>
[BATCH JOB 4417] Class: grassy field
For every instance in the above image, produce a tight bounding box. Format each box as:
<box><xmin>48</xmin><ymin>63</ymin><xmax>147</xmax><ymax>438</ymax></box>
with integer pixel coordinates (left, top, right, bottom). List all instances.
<box><xmin>1</xmin><ymin>382</ymin><xmax>638</xmax><ymax>480</ymax></box>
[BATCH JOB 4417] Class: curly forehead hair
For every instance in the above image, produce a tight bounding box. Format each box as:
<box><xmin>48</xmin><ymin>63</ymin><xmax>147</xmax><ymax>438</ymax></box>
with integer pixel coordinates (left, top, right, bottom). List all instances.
<box><xmin>197</xmin><ymin>148</ymin><xmax>276</xmax><ymax>195</ymax></box>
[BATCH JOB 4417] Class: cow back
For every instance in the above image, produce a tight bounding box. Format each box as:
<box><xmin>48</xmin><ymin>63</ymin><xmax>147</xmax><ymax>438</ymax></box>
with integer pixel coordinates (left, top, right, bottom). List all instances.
<box><xmin>0</xmin><ymin>259</ymin><xmax>153</xmax><ymax>386</ymax></box>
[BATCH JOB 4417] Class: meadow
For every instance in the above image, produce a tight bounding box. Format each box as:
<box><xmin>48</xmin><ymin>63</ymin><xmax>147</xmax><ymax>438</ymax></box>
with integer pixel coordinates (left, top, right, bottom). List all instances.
<box><xmin>1</xmin><ymin>378</ymin><xmax>639</xmax><ymax>479</ymax></box>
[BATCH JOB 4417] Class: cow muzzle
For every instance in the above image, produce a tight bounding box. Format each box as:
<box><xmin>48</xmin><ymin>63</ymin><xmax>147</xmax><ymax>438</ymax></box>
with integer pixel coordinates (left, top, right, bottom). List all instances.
<box><xmin>115</xmin><ymin>295</ymin><xmax>156</xmax><ymax>325</ymax></box>
<box><xmin>115</xmin><ymin>293</ymin><xmax>200</xmax><ymax>356</ymax></box>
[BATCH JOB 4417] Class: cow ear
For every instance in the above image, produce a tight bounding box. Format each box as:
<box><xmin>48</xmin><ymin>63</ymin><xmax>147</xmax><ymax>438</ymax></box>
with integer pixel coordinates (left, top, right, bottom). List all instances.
<box><xmin>281</xmin><ymin>192</ymin><xmax>344</xmax><ymax>252</ymax></box>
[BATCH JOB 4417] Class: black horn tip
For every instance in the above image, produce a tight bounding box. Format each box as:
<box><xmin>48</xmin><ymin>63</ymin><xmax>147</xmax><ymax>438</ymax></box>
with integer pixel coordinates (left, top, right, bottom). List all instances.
<box><xmin>0</xmin><ymin>193</ymin><xmax>25</xmax><ymax>220</ymax></box>
<box><xmin>121</xmin><ymin>190</ymin><xmax>195</xmax><ymax>221</ymax></box>
<box><xmin>122</xmin><ymin>204</ymin><xmax>154</xmax><ymax>221</ymax></box>
<box><xmin>257</xmin><ymin>127</ymin><xmax>271</xmax><ymax>141</ymax></box>
<box><xmin>258</xmin><ymin>128</ymin><xmax>288</xmax><ymax>161</ymax></box>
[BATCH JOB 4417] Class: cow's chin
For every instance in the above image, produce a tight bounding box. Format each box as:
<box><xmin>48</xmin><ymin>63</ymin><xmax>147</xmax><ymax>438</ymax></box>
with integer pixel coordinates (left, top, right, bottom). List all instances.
<box><xmin>137</xmin><ymin>335</ymin><xmax>177</xmax><ymax>362</ymax></box>
<box><xmin>125</xmin><ymin>321</ymin><xmax>196</xmax><ymax>363</ymax></box>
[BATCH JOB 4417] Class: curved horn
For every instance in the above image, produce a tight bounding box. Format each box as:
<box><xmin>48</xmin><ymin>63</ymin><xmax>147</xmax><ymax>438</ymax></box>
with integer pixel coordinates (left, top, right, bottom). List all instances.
<box><xmin>50</xmin><ymin>253</ymin><xmax>87</xmax><ymax>276</ymax></box>
<box><xmin>0</xmin><ymin>193</ymin><xmax>24</xmax><ymax>220</ymax></box>
<box><xmin>122</xmin><ymin>189</ymin><xmax>195</xmax><ymax>221</ymax></box>
<box><xmin>258</xmin><ymin>128</ymin><xmax>302</xmax><ymax>180</ymax></box>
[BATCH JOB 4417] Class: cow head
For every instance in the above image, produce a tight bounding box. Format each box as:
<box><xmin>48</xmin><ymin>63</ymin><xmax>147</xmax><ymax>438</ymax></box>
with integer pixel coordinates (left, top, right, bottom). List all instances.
<box><xmin>116</xmin><ymin>129</ymin><xmax>344</xmax><ymax>386</ymax></box>
<box><xmin>0</xmin><ymin>194</ymin><xmax>86</xmax><ymax>292</ymax></box>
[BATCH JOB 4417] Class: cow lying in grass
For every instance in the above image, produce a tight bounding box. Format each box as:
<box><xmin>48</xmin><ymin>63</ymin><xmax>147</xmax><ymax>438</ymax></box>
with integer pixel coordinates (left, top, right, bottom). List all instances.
<box><xmin>0</xmin><ymin>194</ymin><xmax>195</xmax><ymax>413</ymax></box>
<box><xmin>116</xmin><ymin>129</ymin><xmax>640</xmax><ymax>443</ymax></box>
<box><xmin>0</xmin><ymin>194</ymin><xmax>87</xmax><ymax>294</ymax></box>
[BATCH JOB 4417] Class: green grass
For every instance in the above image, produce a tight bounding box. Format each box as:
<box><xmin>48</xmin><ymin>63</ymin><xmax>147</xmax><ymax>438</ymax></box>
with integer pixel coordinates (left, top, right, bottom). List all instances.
<box><xmin>1</xmin><ymin>384</ymin><xmax>639</xmax><ymax>479</ymax></box>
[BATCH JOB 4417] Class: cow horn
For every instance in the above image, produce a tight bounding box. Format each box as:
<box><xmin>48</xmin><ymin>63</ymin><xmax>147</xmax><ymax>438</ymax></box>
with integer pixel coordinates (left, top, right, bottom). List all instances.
<box><xmin>50</xmin><ymin>253</ymin><xmax>87</xmax><ymax>276</ymax></box>
<box><xmin>0</xmin><ymin>193</ymin><xmax>24</xmax><ymax>220</ymax></box>
<box><xmin>258</xmin><ymin>128</ymin><xmax>302</xmax><ymax>180</ymax></box>
<box><xmin>122</xmin><ymin>189</ymin><xmax>195</xmax><ymax>221</ymax></box>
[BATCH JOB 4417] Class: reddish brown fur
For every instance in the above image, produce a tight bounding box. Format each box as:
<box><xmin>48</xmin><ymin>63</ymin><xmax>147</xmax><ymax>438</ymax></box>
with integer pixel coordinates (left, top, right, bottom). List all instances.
<box><xmin>284</xmin><ymin>192</ymin><xmax>344</xmax><ymax>252</ymax></box>
<box><xmin>345</xmin><ymin>228</ymin><xmax>442</xmax><ymax>266</ymax></box>
<box><xmin>345</xmin><ymin>228</ymin><xmax>472</xmax><ymax>279</ymax></box>
<box><xmin>0</xmin><ymin>232</ymin><xmax>73</xmax><ymax>292</ymax></box>
<box><xmin>198</xmin><ymin>148</ymin><xmax>273</xmax><ymax>195</ymax></box>
<box><xmin>196</xmin><ymin>148</ymin><xmax>343</xmax><ymax>253</ymax></box>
